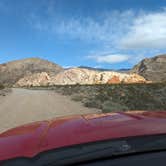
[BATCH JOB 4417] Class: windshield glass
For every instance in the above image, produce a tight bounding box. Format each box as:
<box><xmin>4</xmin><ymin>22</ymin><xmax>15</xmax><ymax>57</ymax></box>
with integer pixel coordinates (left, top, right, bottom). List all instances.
<box><xmin>0</xmin><ymin>0</ymin><xmax>166</xmax><ymax>165</ymax></box>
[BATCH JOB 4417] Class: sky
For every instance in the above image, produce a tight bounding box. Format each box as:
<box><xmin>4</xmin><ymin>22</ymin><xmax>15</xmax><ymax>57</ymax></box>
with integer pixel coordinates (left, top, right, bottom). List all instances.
<box><xmin>0</xmin><ymin>0</ymin><xmax>166</xmax><ymax>69</ymax></box>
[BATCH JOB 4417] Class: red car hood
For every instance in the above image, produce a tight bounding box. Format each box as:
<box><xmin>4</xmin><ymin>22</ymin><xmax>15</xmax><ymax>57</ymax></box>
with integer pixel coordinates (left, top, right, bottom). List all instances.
<box><xmin>0</xmin><ymin>111</ymin><xmax>166</xmax><ymax>161</ymax></box>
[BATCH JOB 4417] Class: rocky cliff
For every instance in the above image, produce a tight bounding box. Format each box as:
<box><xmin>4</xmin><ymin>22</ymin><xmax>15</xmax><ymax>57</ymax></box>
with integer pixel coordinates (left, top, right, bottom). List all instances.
<box><xmin>0</xmin><ymin>58</ymin><xmax>63</xmax><ymax>86</ymax></box>
<box><xmin>15</xmin><ymin>68</ymin><xmax>147</xmax><ymax>87</ymax></box>
<box><xmin>131</xmin><ymin>54</ymin><xmax>166</xmax><ymax>82</ymax></box>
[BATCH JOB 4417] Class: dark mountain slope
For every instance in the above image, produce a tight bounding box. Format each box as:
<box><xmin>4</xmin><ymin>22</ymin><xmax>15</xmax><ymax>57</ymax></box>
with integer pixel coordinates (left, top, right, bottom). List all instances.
<box><xmin>131</xmin><ymin>54</ymin><xmax>166</xmax><ymax>82</ymax></box>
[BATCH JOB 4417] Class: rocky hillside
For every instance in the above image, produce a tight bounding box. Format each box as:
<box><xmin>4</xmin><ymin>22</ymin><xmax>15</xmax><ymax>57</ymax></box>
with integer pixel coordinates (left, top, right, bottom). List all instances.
<box><xmin>2</xmin><ymin>54</ymin><xmax>166</xmax><ymax>87</ymax></box>
<box><xmin>0</xmin><ymin>58</ymin><xmax>63</xmax><ymax>86</ymax></box>
<box><xmin>131</xmin><ymin>54</ymin><xmax>166</xmax><ymax>82</ymax></box>
<box><xmin>15</xmin><ymin>68</ymin><xmax>147</xmax><ymax>87</ymax></box>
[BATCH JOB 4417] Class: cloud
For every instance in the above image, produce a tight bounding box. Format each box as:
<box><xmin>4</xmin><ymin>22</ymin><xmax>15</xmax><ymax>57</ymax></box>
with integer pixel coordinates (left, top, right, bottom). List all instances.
<box><xmin>28</xmin><ymin>6</ymin><xmax>166</xmax><ymax>65</ymax></box>
<box><xmin>29</xmin><ymin>10</ymin><xmax>134</xmax><ymax>44</ymax></box>
<box><xmin>86</xmin><ymin>50</ymin><xmax>147</xmax><ymax>64</ymax></box>
<box><xmin>62</xmin><ymin>65</ymin><xmax>74</xmax><ymax>69</ymax></box>
<box><xmin>120</xmin><ymin>9</ymin><xmax>166</xmax><ymax>49</ymax></box>
<box><xmin>30</xmin><ymin>8</ymin><xmax>166</xmax><ymax>50</ymax></box>
<box><xmin>87</xmin><ymin>54</ymin><xmax>129</xmax><ymax>64</ymax></box>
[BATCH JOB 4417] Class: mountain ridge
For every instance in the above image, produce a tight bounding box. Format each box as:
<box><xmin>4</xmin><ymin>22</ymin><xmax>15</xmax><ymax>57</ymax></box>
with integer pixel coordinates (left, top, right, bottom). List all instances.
<box><xmin>78</xmin><ymin>66</ymin><xmax>130</xmax><ymax>73</ymax></box>
<box><xmin>131</xmin><ymin>54</ymin><xmax>166</xmax><ymax>82</ymax></box>
<box><xmin>0</xmin><ymin>57</ymin><xmax>63</xmax><ymax>86</ymax></box>
<box><xmin>0</xmin><ymin>54</ymin><xmax>165</xmax><ymax>86</ymax></box>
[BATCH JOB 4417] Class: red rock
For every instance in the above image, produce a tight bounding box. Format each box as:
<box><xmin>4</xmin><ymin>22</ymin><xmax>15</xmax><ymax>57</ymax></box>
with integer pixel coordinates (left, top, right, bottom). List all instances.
<box><xmin>107</xmin><ymin>76</ymin><xmax>121</xmax><ymax>84</ymax></box>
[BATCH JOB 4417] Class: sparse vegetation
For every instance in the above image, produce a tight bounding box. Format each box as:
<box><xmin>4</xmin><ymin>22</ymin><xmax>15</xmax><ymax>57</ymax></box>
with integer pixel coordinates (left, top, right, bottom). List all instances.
<box><xmin>38</xmin><ymin>83</ymin><xmax>166</xmax><ymax>112</ymax></box>
<box><xmin>0</xmin><ymin>84</ymin><xmax>12</xmax><ymax>97</ymax></box>
<box><xmin>0</xmin><ymin>84</ymin><xmax>4</xmax><ymax>90</ymax></box>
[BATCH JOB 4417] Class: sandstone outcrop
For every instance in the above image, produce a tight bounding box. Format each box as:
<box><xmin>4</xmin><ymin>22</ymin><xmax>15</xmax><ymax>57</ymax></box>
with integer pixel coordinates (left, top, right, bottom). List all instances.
<box><xmin>15</xmin><ymin>72</ymin><xmax>51</xmax><ymax>87</ymax></box>
<box><xmin>15</xmin><ymin>68</ymin><xmax>147</xmax><ymax>87</ymax></box>
<box><xmin>51</xmin><ymin>68</ymin><xmax>147</xmax><ymax>85</ymax></box>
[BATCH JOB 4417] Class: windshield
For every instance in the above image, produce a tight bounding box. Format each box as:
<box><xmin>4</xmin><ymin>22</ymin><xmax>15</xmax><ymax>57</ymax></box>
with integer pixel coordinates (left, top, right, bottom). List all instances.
<box><xmin>0</xmin><ymin>0</ymin><xmax>166</xmax><ymax>165</ymax></box>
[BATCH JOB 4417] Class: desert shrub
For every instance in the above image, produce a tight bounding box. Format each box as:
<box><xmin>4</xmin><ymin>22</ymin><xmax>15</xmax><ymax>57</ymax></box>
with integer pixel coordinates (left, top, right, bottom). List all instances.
<box><xmin>52</xmin><ymin>84</ymin><xmax>166</xmax><ymax>111</ymax></box>
<box><xmin>0</xmin><ymin>84</ymin><xmax>4</xmax><ymax>90</ymax></box>
<box><xmin>84</xmin><ymin>99</ymin><xmax>102</xmax><ymax>109</ymax></box>
<box><xmin>102</xmin><ymin>101</ymin><xmax>129</xmax><ymax>113</ymax></box>
<box><xmin>71</xmin><ymin>94</ymin><xmax>84</xmax><ymax>102</ymax></box>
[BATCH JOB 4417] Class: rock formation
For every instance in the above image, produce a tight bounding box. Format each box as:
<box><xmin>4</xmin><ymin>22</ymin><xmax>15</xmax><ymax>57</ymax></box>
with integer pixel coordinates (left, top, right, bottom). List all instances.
<box><xmin>131</xmin><ymin>54</ymin><xmax>166</xmax><ymax>82</ymax></box>
<box><xmin>15</xmin><ymin>72</ymin><xmax>51</xmax><ymax>87</ymax></box>
<box><xmin>15</xmin><ymin>68</ymin><xmax>147</xmax><ymax>87</ymax></box>
<box><xmin>0</xmin><ymin>58</ymin><xmax>63</xmax><ymax>86</ymax></box>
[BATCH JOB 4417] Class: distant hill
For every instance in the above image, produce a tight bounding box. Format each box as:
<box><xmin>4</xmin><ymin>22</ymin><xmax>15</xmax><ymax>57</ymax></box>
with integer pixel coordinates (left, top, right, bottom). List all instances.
<box><xmin>1</xmin><ymin>54</ymin><xmax>166</xmax><ymax>87</ymax></box>
<box><xmin>131</xmin><ymin>54</ymin><xmax>166</xmax><ymax>82</ymax></box>
<box><xmin>78</xmin><ymin>66</ymin><xmax>130</xmax><ymax>73</ymax></box>
<box><xmin>78</xmin><ymin>66</ymin><xmax>113</xmax><ymax>71</ymax></box>
<box><xmin>0</xmin><ymin>58</ymin><xmax>63</xmax><ymax>86</ymax></box>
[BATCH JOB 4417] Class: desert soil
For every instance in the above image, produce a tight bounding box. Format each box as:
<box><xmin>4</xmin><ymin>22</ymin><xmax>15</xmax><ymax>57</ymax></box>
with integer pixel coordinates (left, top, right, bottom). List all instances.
<box><xmin>0</xmin><ymin>88</ymin><xmax>101</xmax><ymax>133</ymax></box>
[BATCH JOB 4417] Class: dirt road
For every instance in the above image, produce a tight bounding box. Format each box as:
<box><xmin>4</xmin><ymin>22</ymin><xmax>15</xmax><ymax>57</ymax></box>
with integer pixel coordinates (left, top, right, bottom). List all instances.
<box><xmin>0</xmin><ymin>88</ymin><xmax>100</xmax><ymax>133</ymax></box>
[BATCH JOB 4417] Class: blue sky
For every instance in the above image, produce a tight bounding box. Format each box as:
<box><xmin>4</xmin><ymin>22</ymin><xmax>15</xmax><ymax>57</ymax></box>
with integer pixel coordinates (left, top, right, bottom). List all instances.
<box><xmin>0</xmin><ymin>0</ymin><xmax>166</xmax><ymax>69</ymax></box>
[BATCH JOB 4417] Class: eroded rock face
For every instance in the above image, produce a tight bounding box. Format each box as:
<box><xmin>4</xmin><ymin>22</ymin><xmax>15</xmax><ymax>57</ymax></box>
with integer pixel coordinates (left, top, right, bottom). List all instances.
<box><xmin>15</xmin><ymin>68</ymin><xmax>147</xmax><ymax>87</ymax></box>
<box><xmin>51</xmin><ymin>68</ymin><xmax>147</xmax><ymax>85</ymax></box>
<box><xmin>122</xmin><ymin>74</ymin><xmax>148</xmax><ymax>84</ymax></box>
<box><xmin>15</xmin><ymin>72</ymin><xmax>51</xmax><ymax>87</ymax></box>
<box><xmin>131</xmin><ymin>54</ymin><xmax>166</xmax><ymax>82</ymax></box>
<box><xmin>0</xmin><ymin>58</ymin><xmax>63</xmax><ymax>86</ymax></box>
<box><xmin>107</xmin><ymin>76</ymin><xmax>121</xmax><ymax>84</ymax></box>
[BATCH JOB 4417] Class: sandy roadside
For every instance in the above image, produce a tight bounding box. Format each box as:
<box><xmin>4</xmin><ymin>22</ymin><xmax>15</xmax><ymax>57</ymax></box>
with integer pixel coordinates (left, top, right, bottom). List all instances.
<box><xmin>0</xmin><ymin>88</ymin><xmax>101</xmax><ymax>133</ymax></box>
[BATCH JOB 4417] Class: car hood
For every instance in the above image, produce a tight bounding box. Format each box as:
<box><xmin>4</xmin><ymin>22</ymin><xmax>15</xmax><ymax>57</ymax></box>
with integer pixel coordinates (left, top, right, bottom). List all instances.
<box><xmin>0</xmin><ymin>111</ymin><xmax>166</xmax><ymax>161</ymax></box>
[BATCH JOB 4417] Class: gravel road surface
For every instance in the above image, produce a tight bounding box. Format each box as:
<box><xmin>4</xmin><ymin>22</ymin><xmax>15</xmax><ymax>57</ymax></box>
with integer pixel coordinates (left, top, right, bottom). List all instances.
<box><xmin>0</xmin><ymin>88</ymin><xmax>100</xmax><ymax>133</ymax></box>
